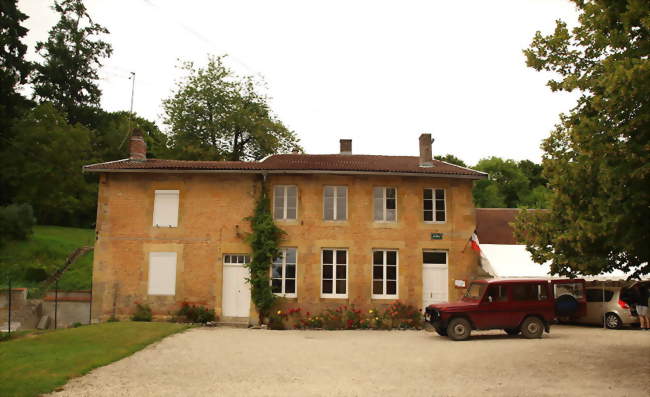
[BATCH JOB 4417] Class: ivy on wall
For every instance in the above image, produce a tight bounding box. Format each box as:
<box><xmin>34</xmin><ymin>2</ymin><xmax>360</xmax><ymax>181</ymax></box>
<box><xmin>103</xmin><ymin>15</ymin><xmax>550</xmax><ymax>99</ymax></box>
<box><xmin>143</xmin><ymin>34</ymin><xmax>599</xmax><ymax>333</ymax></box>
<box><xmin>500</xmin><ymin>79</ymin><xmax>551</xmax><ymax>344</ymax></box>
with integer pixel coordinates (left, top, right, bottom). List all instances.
<box><xmin>245</xmin><ymin>184</ymin><xmax>285</xmax><ymax>324</ymax></box>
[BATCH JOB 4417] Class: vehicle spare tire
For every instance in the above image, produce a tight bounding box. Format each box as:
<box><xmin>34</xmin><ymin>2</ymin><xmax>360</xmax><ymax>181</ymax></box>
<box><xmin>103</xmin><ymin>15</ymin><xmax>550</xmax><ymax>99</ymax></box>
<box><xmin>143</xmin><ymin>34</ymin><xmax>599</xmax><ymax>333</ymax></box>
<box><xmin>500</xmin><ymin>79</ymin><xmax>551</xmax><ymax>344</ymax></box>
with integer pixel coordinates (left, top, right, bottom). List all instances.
<box><xmin>555</xmin><ymin>294</ymin><xmax>579</xmax><ymax>317</ymax></box>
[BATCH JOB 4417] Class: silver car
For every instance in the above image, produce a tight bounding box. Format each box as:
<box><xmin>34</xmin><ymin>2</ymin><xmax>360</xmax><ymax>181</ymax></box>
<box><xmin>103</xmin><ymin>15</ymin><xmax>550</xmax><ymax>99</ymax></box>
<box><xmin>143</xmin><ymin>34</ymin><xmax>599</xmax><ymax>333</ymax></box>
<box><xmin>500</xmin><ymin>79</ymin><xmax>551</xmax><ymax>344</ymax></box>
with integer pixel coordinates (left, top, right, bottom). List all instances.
<box><xmin>574</xmin><ymin>287</ymin><xmax>638</xmax><ymax>329</ymax></box>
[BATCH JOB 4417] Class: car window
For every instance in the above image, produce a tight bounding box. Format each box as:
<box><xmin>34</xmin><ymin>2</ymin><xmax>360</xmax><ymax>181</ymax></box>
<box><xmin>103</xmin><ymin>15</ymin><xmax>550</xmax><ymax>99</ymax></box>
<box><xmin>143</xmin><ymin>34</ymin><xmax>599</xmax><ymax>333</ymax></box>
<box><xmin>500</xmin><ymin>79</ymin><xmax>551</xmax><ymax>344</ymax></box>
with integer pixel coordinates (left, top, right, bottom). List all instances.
<box><xmin>554</xmin><ymin>282</ymin><xmax>585</xmax><ymax>300</ymax></box>
<box><xmin>484</xmin><ymin>285</ymin><xmax>508</xmax><ymax>302</ymax></box>
<box><xmin>512</xmin><ymin>284</ymin><xmax>548</xmax><ymax>301</ymax></box>
<box><xmin>586</xmin><ymin>289</ymin><xmax>615</xmax><ymax>302</ymax></box>
<box><xmin>463</xmin><ymin>283</ymin><xmax>486</xmax><ymax>301</ymax></box>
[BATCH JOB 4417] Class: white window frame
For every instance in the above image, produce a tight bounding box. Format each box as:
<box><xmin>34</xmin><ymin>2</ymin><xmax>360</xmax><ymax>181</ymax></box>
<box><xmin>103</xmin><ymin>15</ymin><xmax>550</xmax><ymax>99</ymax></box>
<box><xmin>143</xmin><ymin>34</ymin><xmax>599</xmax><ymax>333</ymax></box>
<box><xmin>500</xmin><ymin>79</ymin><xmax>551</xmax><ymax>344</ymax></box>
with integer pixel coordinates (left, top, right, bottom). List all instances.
<box><xmin>320</xmin><ymin>248</ymin><xmax>348</xmax><ymax>298</ymax></box>
<box><xmin>323</xmin><ymin>186</ymin><xmax>348</xmax><ymax>221</ymax></box>
<box><xmin>271</xmin><ymin>248</ymin><xmax>297</xmax><ymax>298</ymax></box>
<box><xmin>223</xmin><ymin>254</ymin><xmax>250</xmax><ymax>265</ymax></box>
<box><xmin>423</xmin><ymin>188</ymin><xmax>446</xmax><ymax>223</ymax></box>
<box><xmin>373</xmin><ymin>187</ymin><xmax>397</xmax><ymax>222</ymax></box>
<box><xmin>147</xmin><ymin>252</ymin><xmax>177</xmax><ymax>296</ymax></box>
<box><xmin>371</xmin><ymin>249</ymin><xmax>399</xmax><ymax>299</ymax></box>
<box><xmin>152</xmin><ymin>190</ymin><xmax>179</xmax><ymax>227</ymax></box>
<box><xmin>273</xmin><ymin>185</ymin><xmax>298</xmax><ymax>221</ymax></box>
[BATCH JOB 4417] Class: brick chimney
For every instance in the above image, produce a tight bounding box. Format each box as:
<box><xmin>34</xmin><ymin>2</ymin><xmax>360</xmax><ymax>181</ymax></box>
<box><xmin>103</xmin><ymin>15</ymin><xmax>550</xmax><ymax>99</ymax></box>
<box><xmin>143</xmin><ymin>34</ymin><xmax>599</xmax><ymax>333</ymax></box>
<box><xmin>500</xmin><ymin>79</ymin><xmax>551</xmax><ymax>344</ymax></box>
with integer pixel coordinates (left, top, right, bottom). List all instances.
<box><xmin>129</xmin><ymin>128</ymin><xmax>146</xmax><ymax>161</ymax></box>
<box><xmin>340</xmin><ymin>139</ymin><xmax>352</xmax><ymax>154</ymax></box>
<box><xmin>419</xmin><ymin>133</ymin><xmax>433</xmax><ymax>167</ymax></box>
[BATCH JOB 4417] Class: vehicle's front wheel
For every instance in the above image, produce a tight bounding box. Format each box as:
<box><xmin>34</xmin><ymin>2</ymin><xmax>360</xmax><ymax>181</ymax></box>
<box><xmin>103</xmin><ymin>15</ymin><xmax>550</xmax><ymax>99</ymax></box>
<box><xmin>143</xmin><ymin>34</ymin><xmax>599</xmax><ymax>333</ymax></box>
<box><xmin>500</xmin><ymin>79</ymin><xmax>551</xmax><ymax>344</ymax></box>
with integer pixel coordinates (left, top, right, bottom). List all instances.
<box><xmin>504</xmin><ymin>328</ymin><xmax>520</xmax><ymax>336</ymax></box>
<box><xmin>447</xmin><ymin>317</ymin><xmax>471</xmax><ymax>341</ymax></box>
<box><xmin>521</xmin><ymin>317</ymin><xmax>544</xmax><ymax>339</ymax></box>
<box><xmin>604</xmin><ymin>313</ymin><xmax>622</xmax><ymax>329</ymax></box>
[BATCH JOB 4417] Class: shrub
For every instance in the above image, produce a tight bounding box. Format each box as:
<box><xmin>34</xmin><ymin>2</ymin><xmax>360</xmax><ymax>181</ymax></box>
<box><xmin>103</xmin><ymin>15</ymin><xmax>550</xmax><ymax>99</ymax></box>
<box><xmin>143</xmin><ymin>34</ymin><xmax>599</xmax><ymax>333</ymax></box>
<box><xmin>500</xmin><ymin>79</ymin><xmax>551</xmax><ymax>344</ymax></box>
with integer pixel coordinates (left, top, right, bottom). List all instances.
<box><xmin>176</xmin><ymin>303</ymin><xmax>216</xmax><ymax>324</ymax></box>
<box><xmin>131</xmin><ymin>303</ymin><xmax>152</xmax><ymax>322</ymax></box>
<box><xmin>72</xmin><ymin>322</ymin><xmax>83</xmax><ymax>328</ymax></box>
<box><xmin>268</xmin><ymin>312</ymin><xmax>286</xmax><ymax>330</ymax></box>
<box><xmin>383</xmin><ymin>300</ymin><xmax>423</xmax><ymax>329</ymax></box>
<box><xmin>0</xmin><ymin>203</ymin><xmax>36</xmax><ymax>246</ymax></box>
<box><xmin>107</xmin><ymin>316</ymin><xmax>119</xmax><ymax>322</ymax></box>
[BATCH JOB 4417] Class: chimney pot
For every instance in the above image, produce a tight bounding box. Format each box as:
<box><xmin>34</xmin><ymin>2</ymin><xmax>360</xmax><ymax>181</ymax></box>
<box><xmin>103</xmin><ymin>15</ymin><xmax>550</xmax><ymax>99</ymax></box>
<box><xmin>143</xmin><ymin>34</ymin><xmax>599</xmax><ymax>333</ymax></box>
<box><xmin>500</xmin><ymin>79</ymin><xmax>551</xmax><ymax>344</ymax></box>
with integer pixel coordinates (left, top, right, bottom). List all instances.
<box><xmin>419</xmin><ymin>133</ymin><xmax>433</xmax><ymax>167</ymax></box>
<box><xmin>340</xmin><ymin>139</ymin><xmax>352</xmax><ymax>154</ymax></box>
<box><xmin>129</xmin><ymin>128</ymin><xmax>147</xmax><ymax>161</ymax></box>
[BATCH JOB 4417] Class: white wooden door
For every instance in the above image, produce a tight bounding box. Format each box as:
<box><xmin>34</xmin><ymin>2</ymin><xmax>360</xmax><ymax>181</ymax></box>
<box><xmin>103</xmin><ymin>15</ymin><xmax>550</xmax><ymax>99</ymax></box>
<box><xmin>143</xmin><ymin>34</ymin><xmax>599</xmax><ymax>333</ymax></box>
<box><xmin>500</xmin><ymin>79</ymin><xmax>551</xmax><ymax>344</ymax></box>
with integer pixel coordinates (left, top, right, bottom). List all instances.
<box><xmin>423</xmin><ymin>265</ymin><xmax>449</xmax><ymax>308</ymax></box>
<box><xmin>222</xmin><ymin>256</ymin><xmax>251</xmax><ymax>318</ymax></box>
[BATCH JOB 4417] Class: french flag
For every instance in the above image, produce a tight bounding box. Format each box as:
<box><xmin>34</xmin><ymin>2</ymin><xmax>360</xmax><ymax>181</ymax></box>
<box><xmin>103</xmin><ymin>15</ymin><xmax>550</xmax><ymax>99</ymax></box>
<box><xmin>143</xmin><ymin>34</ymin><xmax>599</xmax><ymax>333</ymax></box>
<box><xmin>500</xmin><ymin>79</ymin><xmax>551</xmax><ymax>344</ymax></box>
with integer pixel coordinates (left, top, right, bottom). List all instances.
<box><xmin>470</xmin><ymin>232</ymin><xmax>481</xmax><ymax>252</ymax></box>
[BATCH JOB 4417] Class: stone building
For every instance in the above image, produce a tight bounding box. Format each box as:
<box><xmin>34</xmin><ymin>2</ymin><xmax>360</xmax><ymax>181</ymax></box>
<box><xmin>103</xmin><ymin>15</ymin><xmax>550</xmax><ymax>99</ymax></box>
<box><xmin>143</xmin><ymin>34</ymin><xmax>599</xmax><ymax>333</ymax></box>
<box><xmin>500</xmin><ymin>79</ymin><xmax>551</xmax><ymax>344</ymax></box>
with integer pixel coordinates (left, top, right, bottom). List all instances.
<box><xmin>84</xmin><ymin>133</ymin><xmax>487</xmax><ymax>324</ymax></box>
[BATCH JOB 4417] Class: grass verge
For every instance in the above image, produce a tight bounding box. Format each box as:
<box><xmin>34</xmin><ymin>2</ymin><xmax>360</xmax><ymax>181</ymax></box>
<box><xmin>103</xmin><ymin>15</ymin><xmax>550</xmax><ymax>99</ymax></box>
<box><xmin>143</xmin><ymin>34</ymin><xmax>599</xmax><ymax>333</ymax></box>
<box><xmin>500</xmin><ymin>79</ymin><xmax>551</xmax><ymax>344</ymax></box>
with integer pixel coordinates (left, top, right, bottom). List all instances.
<box><xmin>0</xmin><ymin>321</ymin><xmax>189</xmax><ymax>397</ymax></box>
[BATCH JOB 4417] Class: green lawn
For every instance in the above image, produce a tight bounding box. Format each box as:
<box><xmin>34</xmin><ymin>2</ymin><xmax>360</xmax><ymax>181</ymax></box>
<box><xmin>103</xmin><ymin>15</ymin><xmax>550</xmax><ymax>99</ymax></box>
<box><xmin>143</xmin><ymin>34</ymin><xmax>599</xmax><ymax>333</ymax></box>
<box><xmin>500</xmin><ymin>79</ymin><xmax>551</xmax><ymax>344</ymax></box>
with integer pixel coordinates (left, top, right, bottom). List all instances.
<box><xmin>0</xmin><ymin>225</ymin><xmax>95</xmax><ymax>291</ymax></box>
<box><xmin>0</xmin><ymin>322</ymin><xmax>189</xmax><ymax>397</ymax></box>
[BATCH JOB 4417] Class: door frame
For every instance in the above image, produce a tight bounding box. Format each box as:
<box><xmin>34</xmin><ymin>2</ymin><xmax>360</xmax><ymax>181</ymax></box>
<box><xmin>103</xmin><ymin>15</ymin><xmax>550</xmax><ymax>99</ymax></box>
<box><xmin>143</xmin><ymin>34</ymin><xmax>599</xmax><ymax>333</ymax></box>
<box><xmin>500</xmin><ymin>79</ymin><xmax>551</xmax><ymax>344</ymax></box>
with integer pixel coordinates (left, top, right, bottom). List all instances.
<box><xmin>422</xmin><ymin>250</ymin><xmax>449</xmax><ymax>308</ymax></box>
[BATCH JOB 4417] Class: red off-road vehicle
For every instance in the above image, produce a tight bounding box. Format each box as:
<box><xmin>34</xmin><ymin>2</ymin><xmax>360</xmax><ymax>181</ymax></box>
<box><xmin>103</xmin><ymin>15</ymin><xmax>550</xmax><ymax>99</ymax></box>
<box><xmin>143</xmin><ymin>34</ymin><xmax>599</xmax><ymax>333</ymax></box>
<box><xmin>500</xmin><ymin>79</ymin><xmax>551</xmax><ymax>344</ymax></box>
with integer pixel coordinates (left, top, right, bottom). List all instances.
<box><xmin>424</xmin><ymin>278</ymin><xmax>586</xmax><ymax>341</ymax></box>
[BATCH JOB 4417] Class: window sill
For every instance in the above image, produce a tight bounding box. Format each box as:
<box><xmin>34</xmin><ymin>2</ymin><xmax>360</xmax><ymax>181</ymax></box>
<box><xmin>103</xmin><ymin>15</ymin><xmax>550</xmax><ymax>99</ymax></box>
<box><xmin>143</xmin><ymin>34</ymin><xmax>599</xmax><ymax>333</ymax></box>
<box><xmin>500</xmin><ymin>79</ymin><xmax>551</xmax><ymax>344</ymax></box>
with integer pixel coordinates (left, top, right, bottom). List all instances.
<box><xmin>320</xmin><ymin>294</ymin><xmax>348</xmax><ymax>299</ymax></box>
<box><xmin>371</xmin><ymin>295</ymin><xmax>398</xmax><ymax>300</ymax></box>
<box><xmin>273</xmin><ymin>293</ymin><xmax>297</xmax><ymax>298</ymax></box>
<box><xmin>274</xmin><ymin>219</ymin><xmax>299</xmax><ymax>225</ymax></box>
<box><xmin>423</xmin><ymin>221</ymin><xmax>447</xmax><ymax>225</ymax></box>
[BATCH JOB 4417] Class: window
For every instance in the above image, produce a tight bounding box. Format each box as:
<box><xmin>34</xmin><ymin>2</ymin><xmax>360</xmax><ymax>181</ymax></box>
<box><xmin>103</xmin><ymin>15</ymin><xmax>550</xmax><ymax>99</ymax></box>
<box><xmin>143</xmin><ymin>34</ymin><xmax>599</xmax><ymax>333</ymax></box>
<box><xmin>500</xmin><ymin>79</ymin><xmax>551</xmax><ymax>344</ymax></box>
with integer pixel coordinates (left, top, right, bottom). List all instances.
<box><xmin>586</xmin><ymin>289</ymin><xmax>614</xmax><ymax>302</ymax></box>
<box><xmin>484</xmin><ymin>285</ymin><xmax>508</xmax><ymax>302</ymax></box>
<box><xmin>323</xmin><ymin>186</ymin><xmax>347</xmax><ymax>221</ymax></box>
<box><xmin>273</xmin><ymin>186</ymin><xmax>297</xmax><ymax>220</ymax></box>
<box><xmin>424</xmin><ymin>188</ymin><xmax>446</xmax><ymax>222</ymax></box>
<box><xmin>321</xmin><ymin>249</ymin><xmax>347</xmax><ymax>297</ymax></box>
<box><xmin>224</xmin><ymin>255</ymin><xmax>250</xmax><ymax>265</ymax></box>
<box><xmin>148</xmin><ymin>252</ymin><xmax>177</xmax><ymax>295</ymax></box>
<box><xmin>512</xmin><ymin>284</ymin><xmax>549</xmax><ymax>301</ymax></box>
<box><xmin>373</xmin><ymin>187</ymin><xmax>396</xmax><ymax>222</ymax></box>
<box><xmin>153</xmin><ymin>190</ymin><xmax>179</xmax><ymax>227</ymax></box>
<box><xmin>372</xmin><ymin>250</ymin><xmax>398</xmax><ymax>298</ymax></box>
<box><xmin>271</xmin><ymin>248</ymin><xmax>297</xmax><ymax>297</ymax></box>
<box><xmin>423</xmin><ymin>251</ymin><xmax>447</xmax><ymax>266</ymax></box>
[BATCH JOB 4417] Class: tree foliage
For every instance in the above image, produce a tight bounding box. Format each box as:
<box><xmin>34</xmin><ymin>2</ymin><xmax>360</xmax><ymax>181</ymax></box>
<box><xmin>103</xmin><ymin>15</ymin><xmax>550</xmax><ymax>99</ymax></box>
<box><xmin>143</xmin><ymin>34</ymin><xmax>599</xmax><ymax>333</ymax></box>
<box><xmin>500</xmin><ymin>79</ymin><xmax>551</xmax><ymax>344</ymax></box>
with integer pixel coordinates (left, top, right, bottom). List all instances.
<box><xmin>472</xmin><ymin>157</ymin><xmax>551</xmax><ymax>208</ymax></box>
<box><xmin>163</xmin><ymin>55</ymin><xmax>301</xmax><ymax>161</ymax></box>
<box><xmin>245</xmin><ymin>186</ymin><xmax>285</xmax><ymax>324</ymax></box>
<box><xmin>434</xmin><ymin>154</ymin><xmax>467</xmax><ymax>167</ymax></box>
<box><xmin>31</xmin><ymin>0</ymin><xmax>112</xmax><ymax>124</ymax></box>
<box><xmin>515</xmin><ymin>0</ymin><xmax>650</xmax><ymax>277</ymax></box>
<box><xmin>0</xmin><ymin>103</ymin><xmax>96</xmax><ymax>226</ymax></box>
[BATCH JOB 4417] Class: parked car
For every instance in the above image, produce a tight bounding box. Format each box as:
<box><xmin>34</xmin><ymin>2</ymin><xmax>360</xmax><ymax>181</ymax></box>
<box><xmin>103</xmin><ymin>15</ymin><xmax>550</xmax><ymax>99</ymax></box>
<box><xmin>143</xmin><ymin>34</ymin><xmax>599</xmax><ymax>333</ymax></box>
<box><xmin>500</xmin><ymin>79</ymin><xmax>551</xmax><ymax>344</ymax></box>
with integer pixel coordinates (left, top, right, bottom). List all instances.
<box><xmin>424</xmin><ymin>278</ymin><xmax>586</xmax><ymax>341</ymax></box>
<box><xmin>572</xmin><ymin>286</ymin><xmax>638</xmax><ymax>329</ymax></box>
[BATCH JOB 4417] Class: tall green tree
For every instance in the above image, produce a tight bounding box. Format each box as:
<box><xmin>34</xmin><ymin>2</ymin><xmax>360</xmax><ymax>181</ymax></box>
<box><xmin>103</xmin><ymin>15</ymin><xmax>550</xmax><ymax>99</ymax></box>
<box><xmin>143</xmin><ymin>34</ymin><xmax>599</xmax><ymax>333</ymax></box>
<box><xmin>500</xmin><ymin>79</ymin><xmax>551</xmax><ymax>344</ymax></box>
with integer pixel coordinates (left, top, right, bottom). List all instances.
<box><xmin>0</xmin><ymin>103</ymin><xmax>95</xmax><ymax>226</ymax></box>
<box><xmin>163</xmin><ymin>55</ymin><xmax>301</xmax><ymax>161</ymax></box>
<box><xmin>434</xmin><ymin>154</ymin><xmax>467</xmax><ymax>167</ymax></box>
<box><xmin>31</xmin><ymin>0</ymin><xmax>112</xmax><ymax>125</ymax></box>
<box><xmin>515</xmin><ymin>0</ymin><xmax>650</xmax><ymax>277</ymax></box>
<box><xmin>0</xmin><ymin>0</ymin><xmax>33</xmax><ymax>205</ymax></box>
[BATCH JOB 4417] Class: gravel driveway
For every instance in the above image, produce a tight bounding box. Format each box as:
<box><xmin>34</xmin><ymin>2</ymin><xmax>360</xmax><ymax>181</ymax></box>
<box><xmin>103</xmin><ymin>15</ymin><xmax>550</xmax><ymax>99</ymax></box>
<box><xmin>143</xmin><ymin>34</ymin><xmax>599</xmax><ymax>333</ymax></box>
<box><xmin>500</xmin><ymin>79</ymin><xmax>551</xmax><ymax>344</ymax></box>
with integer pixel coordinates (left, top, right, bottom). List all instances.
<box><xmin>50</xmin><ymin>325</ymin><xmax>650</xmax><ymax>397</ymax></box>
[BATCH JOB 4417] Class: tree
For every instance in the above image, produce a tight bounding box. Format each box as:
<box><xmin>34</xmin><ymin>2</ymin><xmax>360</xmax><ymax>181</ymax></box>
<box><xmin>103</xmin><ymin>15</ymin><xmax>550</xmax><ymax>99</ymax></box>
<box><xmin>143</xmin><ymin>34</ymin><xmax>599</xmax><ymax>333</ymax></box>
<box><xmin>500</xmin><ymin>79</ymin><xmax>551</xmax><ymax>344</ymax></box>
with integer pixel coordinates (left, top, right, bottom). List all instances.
<box><xmin>434</xmin><ymin>154</ymin><xmax>467</xmax><ymax>167</ymax></box>
<box><xmin>0</xmin><ymin>103</ymin><xmax>96</xmax><ymax>226</ymax></box>
<box><xmin>472</xmin><ymin>157</ymin><xmax>529</xmax><ymax>208</ymax></box>
<box><xmin>31</xmin><ymin>0</ymin><xmax>112</xmax><ymax>125</ymax></box>
<box><xmin>515</xmin><ymin>0</ymin><xmax>650</xmax><ymax>277</ymax></box>
<box><xmin>163</xmin><ymin>55</ymin><xmax>301</xmax><ymax>161</ymax></box>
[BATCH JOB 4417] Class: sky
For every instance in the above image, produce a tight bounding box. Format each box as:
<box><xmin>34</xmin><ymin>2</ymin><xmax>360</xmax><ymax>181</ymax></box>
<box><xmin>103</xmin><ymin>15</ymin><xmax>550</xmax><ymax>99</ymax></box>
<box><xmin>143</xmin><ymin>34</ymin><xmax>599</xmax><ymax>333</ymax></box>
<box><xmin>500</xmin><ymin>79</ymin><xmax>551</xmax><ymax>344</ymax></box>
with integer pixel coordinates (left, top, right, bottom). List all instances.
<box><xmin>18</xmin><ymin>0</ymin><xmax>580</xmax><ymax>166</ymax></box>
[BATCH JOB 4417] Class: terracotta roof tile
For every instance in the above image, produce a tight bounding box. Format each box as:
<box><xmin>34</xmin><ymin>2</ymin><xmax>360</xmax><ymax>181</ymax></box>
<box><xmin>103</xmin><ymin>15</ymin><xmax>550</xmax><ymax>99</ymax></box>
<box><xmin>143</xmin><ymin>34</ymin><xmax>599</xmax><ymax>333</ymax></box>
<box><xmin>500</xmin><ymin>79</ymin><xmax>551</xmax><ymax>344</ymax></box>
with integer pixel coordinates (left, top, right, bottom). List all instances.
<box><xmin>84</xmin><ymin>154</ymin><xmax>486</xmax><ymax>178</ymax></box>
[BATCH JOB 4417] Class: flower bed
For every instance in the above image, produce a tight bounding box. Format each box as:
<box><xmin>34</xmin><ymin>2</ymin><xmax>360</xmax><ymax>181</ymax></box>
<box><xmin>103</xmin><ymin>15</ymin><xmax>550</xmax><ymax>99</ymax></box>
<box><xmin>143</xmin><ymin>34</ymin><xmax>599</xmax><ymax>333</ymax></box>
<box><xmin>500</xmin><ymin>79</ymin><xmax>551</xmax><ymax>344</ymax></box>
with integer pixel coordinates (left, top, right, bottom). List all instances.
<box><xmin>268</xmin><ymin>300</ymin><xmax>423</xmax><ymax>330</ymax></box>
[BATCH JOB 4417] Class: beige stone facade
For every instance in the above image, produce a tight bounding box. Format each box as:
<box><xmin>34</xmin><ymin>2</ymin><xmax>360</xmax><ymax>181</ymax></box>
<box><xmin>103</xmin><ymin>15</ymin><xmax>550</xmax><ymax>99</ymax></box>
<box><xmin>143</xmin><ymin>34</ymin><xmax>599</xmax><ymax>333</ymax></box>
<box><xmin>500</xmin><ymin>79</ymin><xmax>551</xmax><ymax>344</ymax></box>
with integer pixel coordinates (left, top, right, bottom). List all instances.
<box><xmin>90</xmin><ymin>170</ymin><xmax>483</xmax><ymax>322</ymax></box>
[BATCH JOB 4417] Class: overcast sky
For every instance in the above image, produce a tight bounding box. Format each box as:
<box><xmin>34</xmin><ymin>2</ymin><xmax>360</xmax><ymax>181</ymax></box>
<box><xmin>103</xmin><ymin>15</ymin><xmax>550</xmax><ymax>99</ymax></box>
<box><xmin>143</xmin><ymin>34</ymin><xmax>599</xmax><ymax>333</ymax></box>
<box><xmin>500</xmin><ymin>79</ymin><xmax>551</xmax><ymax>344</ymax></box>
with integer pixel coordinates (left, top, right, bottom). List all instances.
<box><xmin>18</xmin><ymin>0</ymin><xmax>579</xmax><ymax>165</ymax></box>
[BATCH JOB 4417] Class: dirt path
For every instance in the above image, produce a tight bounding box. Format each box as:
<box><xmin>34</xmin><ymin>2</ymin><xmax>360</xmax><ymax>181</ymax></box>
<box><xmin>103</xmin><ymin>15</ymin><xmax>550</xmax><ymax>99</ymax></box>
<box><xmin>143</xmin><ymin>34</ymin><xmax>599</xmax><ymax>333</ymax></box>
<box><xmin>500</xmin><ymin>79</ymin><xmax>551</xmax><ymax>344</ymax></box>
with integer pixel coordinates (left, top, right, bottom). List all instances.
<box><xmin>49</xmin><ymin>325</ymin><xmax>650</xmax><ymax>396</ymax></box>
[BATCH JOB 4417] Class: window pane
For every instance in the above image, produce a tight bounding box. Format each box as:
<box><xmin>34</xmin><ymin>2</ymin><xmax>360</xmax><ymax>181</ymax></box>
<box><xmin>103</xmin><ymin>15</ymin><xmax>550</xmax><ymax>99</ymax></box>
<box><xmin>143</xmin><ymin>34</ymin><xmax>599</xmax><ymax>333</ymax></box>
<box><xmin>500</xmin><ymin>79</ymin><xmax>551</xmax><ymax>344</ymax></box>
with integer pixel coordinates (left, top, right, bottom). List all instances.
<box><xmin>336</xmin><ymin>250</ymin><xmax>347</xmax><ymax>264</ymax></box>
<box><xmin>373</xmin><ymin>187</ymin><xmax>383</xmax><ymax>199</ymax></box>
<box><xmin>336</xmin><ymin>265</ymin><xmax>346</xmax><ymax>279</ymax></box>
<box><xmin>373</xmin><ymin>251</ymin><xmax>384</xmax><ymax>265</ymax></box>
<box><xmin>323</xmin><ymin>265</ymin><xmax>333</xmax><ymax>279</ymax></box>
<box><xmin>323</xmin><ymin>250</ymin><xmax>333</xmax><ymax>264</ymax></box>
<box><xmin>373</xmin><ymin>265</ymin><xmax>383</xmax><ymax>280</ymax></box>
<box><xmin>435</xmin><ymin>211</ymin><xmax>446</xmax><ymax>222</ymax></box>
<box><xmin>386</xmin><ymin>198</ymin><xmax>396</xmax><ymax>210</ymax></box>
<box><xmin>271</xmin><ymin>279</ymin><xmax>282</xmax><ymax>293</ymax></box>
<box><xmin>336</xmin><ymin>280</ymin><xmax>346</xmax><ymax>294</ymax></box>
<box><xmin>336</xmin><ymin>187</ymin><xmax>346</xmax><ymax>199</ymax></box>
<box><xmin>386</xmin><ymin>188</ymin><xmax>395</xmax><ymax>199</ymax></box>
<box><xmin>373</xmin><ymin>281</ymin><xmax>383</xmax><ymax>295</ymax></box>
<box><xmin>387</xmin><ymin>266</ymin><xmax>396</xmax><ymax>280</ymax></box>
<box><xmin>436</xmin><ymin>199</ymin><xmax>445</xmax><ymax>211</ymax></box>
<box><xmin>274</xmin><ymin>204</ymin><xmax>284</xmax><ymax>219</ymax></box>
<box><xmin>286</xmin><ymin>207</ymin><xmax>296</xmax><ymax>219</ymax></box>
<box><xmin>286</xmin><ymin>186</ymin><xmax>297</xmax><ymax>198</ymax></box>
<box><xmin>373</xmin><ymin>195</ymin><xmax>383</xmax><ymax>220</ymax></box>
<box><xmin>323</xmin><ymin>280</ymin><xmax>333</xmax><ymax>294</ymax></box>
<box><xmin>286</xmin><ymin>248</ymin><xmax>296</xmax><ymax>264</ymax></box>
<box><xmin>424</xmin><ymin>211</ymin><xmax>433</xmax><ymax>222</ymax></box>
<box><xmin>424</xmin><ymin>200</ymin><xmax>433</xmax><ymax>210</ymax></box>
<box><xmin>423</xmin><ymin>189</ymin><xmax>432</xmax><ymax>200</ymax></box>
<box><xmin>336</xmin><ymin>196</ymin><xmax>346</xmax><ymax>220</ymax></box>
<box><xmin>286</xmin><ymin>264</ymin><xmax>296</xmax><ymax>279</ymax></box>
<box><xmin>604</xmin><ymin>290</ymin><xmax>614</xmax><ymax>302</ymax></box>
<box><xmin>423</xmin><ymin>251</ymin><xmax>446</xmax><ymax>264</ymax></box>
<box><xmin>324</xmin><ymin>198</ymin><xmax>334</xmax><ymax>220</ymax></box>
<box><xmin>224</xmin><ymin>255</ymin><xmax>230</xmax><ymax>263</ymax></box>
<box><xmin>324</xmin><ymin>186</ymin><xmax>334</xmax><ymax>198</ymax></box>
<box><xmin>386</xmin><ymin>251</ymin><xmax>397</xmax><ymax>266</ymax></box>
<box><xmin>386</xmin><ymin>281</ymin><xmax>397</xmax><ymax>295</ymax></box>
<box><xmin>435</xmin><ymin>189</ymin><xmax>444</xmax><ymax>200</ymax></box>
<box><xmin>285</xmin><ymin>279</ymin><xmax>295</xmax><ymax>294</ymax></box>
<box><xmin>386</xmin><ymin>209</ymin><xmax>396</xmax><ymax>221</ymax></box>
<box><xmin>272</xmin><ymin>264</ymin><xmax>282</xmax><ymax>278</ymax></box>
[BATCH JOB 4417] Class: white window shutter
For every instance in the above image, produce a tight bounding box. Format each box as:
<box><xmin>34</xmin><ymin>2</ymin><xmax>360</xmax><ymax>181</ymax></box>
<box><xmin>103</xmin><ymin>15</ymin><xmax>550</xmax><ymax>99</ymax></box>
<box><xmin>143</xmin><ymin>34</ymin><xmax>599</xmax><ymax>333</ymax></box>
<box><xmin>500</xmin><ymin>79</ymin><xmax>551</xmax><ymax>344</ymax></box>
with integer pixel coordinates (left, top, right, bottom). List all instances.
<box><xmin>153</xmin><ymin>190</ymin><xmax>179</xmax><ymax>227</ymax></box>
<box><xmin>148</xmin><ymin>252</ymin><xmax>177</xmax><ymax>295</ymax></box>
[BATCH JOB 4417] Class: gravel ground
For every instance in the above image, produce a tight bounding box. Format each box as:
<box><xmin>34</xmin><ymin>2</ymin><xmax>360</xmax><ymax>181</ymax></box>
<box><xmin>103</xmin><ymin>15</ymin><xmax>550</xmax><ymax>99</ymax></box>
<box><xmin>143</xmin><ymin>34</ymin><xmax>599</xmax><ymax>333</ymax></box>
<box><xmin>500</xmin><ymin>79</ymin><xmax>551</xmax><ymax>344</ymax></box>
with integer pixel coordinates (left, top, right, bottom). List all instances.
<box><xmin>49</xmin><ymin>325</ymin><xmax>650</xmax><ymax>397</ymax></box>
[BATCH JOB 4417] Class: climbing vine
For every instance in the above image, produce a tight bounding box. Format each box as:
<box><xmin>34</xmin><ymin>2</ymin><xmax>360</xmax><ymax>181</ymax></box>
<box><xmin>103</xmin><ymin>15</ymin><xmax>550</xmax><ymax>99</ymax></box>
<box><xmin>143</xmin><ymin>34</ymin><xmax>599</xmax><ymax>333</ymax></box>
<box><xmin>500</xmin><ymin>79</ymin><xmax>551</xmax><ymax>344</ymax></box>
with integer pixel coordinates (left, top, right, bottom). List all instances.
<box><xmin>245</xmin><ymin>184</ymin><xmax>285</xmax><ymax>324</ymax></box>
